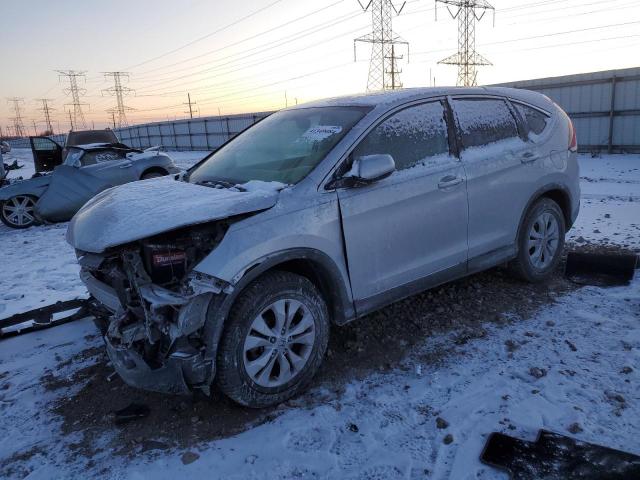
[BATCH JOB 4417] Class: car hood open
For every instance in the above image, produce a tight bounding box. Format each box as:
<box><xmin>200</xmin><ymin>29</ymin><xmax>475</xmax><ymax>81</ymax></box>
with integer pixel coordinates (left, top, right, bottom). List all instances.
<box><xmin>66</xmin><ymin>178</ymin><xmax>282</xmax><ymax>253</ymax></box>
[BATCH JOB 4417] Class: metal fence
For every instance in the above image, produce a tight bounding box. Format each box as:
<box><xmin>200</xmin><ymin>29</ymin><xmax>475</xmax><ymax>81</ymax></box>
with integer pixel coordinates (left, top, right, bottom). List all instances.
<box><xmin>494</xmin><ymin>67</ymin><xmax>640</xmax><ymax>154</ymax></box>
<box><xmin>115</xmin><ymin>111</ymin><xmax>273</xmax><ymax>151</ymax></box>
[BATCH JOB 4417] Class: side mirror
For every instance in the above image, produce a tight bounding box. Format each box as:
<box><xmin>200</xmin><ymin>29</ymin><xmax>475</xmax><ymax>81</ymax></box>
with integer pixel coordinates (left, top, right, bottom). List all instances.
<box><xmin>350</xmin><ymin>154</ymin><xmax>395</xmax><ymax>183</ymax></box>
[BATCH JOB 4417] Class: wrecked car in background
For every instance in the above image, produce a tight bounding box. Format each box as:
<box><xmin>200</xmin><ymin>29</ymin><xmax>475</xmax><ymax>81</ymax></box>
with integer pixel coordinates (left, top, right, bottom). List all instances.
<box><xmin>1</xmin><ymin>141</ymin><xmax>11</xmax><ymax>154</ymax></box>
<box><xmin>0</xmin><ymin>138</ymin><xmax>180</xmax><ymax>228</ymax></box>
<box><xmin>67</xmin><ymin>87</ymin><xmax>580</xmax><ymax>408</ymax></box>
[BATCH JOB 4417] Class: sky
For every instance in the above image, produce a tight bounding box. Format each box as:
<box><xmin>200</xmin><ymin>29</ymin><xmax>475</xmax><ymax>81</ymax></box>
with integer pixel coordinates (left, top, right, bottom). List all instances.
<box><xmin>1</xmin><ymin>0</ymin><xmax>639</xmax><ymax>133</ymax></box>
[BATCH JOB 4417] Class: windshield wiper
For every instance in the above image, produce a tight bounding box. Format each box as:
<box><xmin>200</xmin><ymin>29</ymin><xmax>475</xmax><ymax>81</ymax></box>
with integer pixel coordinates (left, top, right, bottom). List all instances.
<box><xmin>196</xmin><ymin>179</ymin><xmax>246</xmax><ymax>191</ymax></box>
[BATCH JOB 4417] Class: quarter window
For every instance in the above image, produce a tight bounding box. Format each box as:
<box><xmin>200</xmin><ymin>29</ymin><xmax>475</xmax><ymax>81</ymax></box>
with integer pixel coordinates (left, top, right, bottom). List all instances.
<box><xmin>453</xmin><ymin>98</ymin><xmax>519</xmax><ymax>149</ymax></box>
<box><xmin>352</xmin><ymin>101</ymin><xmax>450</xmax><ymax>171</ymax></box>
<box><xmin>513</xmin><ymin>102</ymin><xmax>550</xmax><ymax>136</ymax></box>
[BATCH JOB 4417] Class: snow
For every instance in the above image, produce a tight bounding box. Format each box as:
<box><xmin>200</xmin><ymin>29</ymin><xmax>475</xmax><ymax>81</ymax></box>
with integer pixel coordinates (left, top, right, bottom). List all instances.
<box><xmin>0</xmin><ymin>152</ymin><xmax>639</xmax><ymax>478</ymax></box>
<box><xmin>67</xmin><ymin>174</ymin><xmax>281</xmax><ymax>253</ymax></box>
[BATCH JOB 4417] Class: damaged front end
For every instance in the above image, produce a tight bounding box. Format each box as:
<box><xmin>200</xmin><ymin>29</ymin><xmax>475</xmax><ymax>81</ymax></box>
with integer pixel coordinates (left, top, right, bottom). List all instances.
<box><xmin>78</xmin><ymin>223</ymin><xmax>231</xmax><ymax>395</ymax></box>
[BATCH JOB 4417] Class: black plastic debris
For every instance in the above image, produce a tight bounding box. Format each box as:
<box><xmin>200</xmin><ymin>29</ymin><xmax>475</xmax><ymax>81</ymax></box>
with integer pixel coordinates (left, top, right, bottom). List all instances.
<box><xmin>481</xmin><ymin>430</ymin><xmax>640</xmax><ymax>480</ymax></box>
<box><xmin>113</xmin><ymin>403</ymin><xmax>150</xmax><ymax>425</ymax></box>
<box><xmin>0</xmin><ymin>299</ymin><xmax>90</xmax><ymax>339</ymax></box>
<box><xmin>565</xmin><ymin>251</ymin><xmax>638</xmax><ymax>287</ymax></box>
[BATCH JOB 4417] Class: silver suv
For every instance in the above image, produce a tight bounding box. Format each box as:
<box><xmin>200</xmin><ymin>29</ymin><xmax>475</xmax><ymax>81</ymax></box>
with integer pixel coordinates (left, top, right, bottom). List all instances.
<box><xmin>67</xmin><ymin>87</ymin><xmax>580</xmax><ymax>407</ymax></box>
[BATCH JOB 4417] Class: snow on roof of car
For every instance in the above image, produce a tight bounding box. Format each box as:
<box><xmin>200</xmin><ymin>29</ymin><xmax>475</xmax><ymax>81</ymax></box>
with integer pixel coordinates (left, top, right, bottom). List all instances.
<box><xmin>289</xmin><ymin>86</ymin><xmax>553</xmax><ymax>111</ymax></box>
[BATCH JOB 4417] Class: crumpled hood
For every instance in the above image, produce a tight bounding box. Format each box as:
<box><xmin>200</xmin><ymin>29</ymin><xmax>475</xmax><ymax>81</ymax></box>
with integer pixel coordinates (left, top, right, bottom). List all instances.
<box><xmin>66</xmin><ymin>177</ymin><xmax>281</xmax><ymax>253</ymax></box>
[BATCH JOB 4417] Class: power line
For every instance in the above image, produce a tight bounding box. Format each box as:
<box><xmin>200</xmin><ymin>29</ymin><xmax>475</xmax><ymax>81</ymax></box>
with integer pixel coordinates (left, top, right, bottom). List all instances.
<box><xmin>125</xmin><ymin>0</ymin><xmax>287</xmax><ymax>70</ymax></box>
<box><xmin>6</xmin><ymin>97</ymin><xmax>27</xmax><ymax>137</ymax></box>
<box><xmin>102</xmin><ymin>72</ymin><xmax>135</xmax><ymax>127</ymax></box>
<box><xmin>436</xmin><ymin>0</ymin><xmax>495</xmax><ymax>87</ymax></box>
<box><xmin>355</xmin><ymin>1</ymin><xmax>409</xmax><ymax>91</ymax></box>
<box><xmin>56</xmin><ymin>70</ymin><xmax>88</xmax><ymax>130</ymax></box>
<box><xmin>36</xmin><ymin>98</ymin><xmax>55</xmax><ymax>133</ymax></box>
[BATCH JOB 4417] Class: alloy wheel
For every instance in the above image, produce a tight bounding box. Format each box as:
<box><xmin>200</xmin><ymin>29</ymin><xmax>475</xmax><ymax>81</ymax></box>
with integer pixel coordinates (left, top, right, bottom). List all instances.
<box><xmin>243</xmin><ymin>298</ymin><xmax>316</xmax><ymax>388</ymax></box>
<box><xmin>2</xmin><ymin>195</ymin><xmax>36</xmax><ymax>228</ymax></box>
<box><xmin>527</xmin><ymin>212</ymin><xmax>560</xmax><ymax>270</ymax></box>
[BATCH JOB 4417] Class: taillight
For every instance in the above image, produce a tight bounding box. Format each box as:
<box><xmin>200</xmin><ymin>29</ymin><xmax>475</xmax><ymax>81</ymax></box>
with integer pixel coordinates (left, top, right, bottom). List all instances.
<box><xmin>568</xmin><ymin>120</ymin><xmax>577</xmax><ymax>152</ymax></box>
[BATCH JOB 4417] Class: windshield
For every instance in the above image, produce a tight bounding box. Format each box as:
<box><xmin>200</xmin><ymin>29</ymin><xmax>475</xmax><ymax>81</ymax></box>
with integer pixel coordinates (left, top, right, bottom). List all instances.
<box><xmin>66</xmin><ymin>130</ymin><xmax>118</xmax><ymax>147</ymax></box>
<box><xmin>188</xmin><ymin>106</ymin><xmax>369</xmax><ymax>185</ymax></box>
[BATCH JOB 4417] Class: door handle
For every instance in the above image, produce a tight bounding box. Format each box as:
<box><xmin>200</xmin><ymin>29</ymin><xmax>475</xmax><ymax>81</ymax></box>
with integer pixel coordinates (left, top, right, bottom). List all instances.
<box><xmin>438</xmin><ymin>175</ymin><xmax>464</xmax><ymax>189</ymax></box>
<box><xmin>520</xmin><ymin>151</ymin><xmax>537</xmax><ymax>164</ymax></box>
<box><xmin>119</xmin><ymin>161</ymin><xmax>133</xmax><ymax>169</ymax></box>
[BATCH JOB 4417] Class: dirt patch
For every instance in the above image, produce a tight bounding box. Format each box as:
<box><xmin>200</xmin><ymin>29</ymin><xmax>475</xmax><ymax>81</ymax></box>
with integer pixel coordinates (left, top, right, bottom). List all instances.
<box><xmin>45</xmin><ymin>245</ymin><xmax>632</xmax><ymax>460</ymax></box>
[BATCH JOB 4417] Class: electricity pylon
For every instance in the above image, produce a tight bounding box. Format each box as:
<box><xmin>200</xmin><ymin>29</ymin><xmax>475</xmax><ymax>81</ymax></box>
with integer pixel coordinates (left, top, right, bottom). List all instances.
<box><xmin>354</xmin><ymin>0</ymin><xmax>408</xmax><ymax>92</ymax></box>
<box><xmin>36</xmin><ymin>98</ymin><xmax>55</xmax><ymax>134</ymax></box>
<box><xmin>7</xmin><ymin>97</ymin><xmax>27</xmax><ymax>137</ymax></box>
<box><xmin>102</xmin><ymin>72</ymin><xmax>135</xmax><ymax>128</ymax></box>
<box><xmin>435</xmin><ymin>0</ymin><xmax>495</xmax><ymax>86</ymax></box>
<box><xmin>56</xmin><ymin>70</ymin><xmax>88</xmax><ymax>130</ymax></box>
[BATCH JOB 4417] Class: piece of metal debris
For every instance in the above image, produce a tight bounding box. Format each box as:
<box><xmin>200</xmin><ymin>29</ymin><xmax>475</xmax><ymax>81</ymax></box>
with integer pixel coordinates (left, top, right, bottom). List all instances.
<box><xmin>113</xmin><ymin>403</ymin><xmax>150</xmax><ymax>425</ymax></box>
<box><xmin>565</xmin><ymin>251</ymin><xmax>638</xmax><ymax>287</ymax></box>
<box><xmin>481</xmin><ymin>430</ymin><xmax>640</xmax><ymax>479</ymax></box>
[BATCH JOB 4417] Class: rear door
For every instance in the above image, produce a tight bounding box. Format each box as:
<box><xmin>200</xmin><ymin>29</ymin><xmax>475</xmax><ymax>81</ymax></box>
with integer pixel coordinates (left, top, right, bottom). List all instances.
<box><xmin>29</xmin><ymin>137</ymin><xmax>63</xmax><ymax>173</ymax></box>
<box><xmin>449</xmin><ymin>96</ymin><xmax>532</xmax><ymax>263</ymax></box>
<box><xmin>336</xmin><ymin>100</ymin><xmax>469</xmax><ymax>312</ymax></box>
<box><xmin>79</xmin><ymin>149</ymin><xmax>138</xmax><ymax>184</ymax></box>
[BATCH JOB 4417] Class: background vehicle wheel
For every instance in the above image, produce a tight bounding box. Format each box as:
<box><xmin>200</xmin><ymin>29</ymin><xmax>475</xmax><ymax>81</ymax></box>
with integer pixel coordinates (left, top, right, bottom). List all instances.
<box><xmin>217</xmin><ymin>270</ymin><xmax>330</xmax><ymax>408</ymax></box>
<box><xmin>1</xmin><ymin>195</ymin><xmax>38</xmax><ymax>229</ymax></box>
<box><xmin>510</xmin><ymin>197</ymin><xmax>566</xmax><ymax>283</ymax></box>
<box><xmin>141</xmin><ymin>171</ymin><xmax>166</xmax><ymax>180</ymax></box>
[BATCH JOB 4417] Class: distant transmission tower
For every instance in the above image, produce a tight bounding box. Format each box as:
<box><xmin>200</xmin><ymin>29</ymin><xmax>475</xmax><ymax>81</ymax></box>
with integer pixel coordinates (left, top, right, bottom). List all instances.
<box><xmin>435</xmin><ymin>0</ymin><xmax>495</xmax><ymax>86</ymax></box>
<box><xmin>7</xmin><ymin>97</ymin><xmax>27</xmax><ymax>137</ymax></box>
<box><xmin>36</xmin><ymin>98</ymin><xmax>55</xmax><ymax>134</ymax></box>
<box><xmin>57</xmin><ymin>70</ymin><xmax>88</xmax><ymax>130</ymax></box>
<box><xmin>102</xmin><ymin>72</ymin><xmax>135</xmax><ymax>128</ymax></box>
<box><xmin>354</xmin><ymin>1</ymin><xmax>408</xmax><ymax>91</ymax></box>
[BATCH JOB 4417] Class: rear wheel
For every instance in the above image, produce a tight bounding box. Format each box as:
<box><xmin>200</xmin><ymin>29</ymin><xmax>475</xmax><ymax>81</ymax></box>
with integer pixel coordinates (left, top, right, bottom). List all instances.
<box><xmin>510</xmin><ymin>197</ymin><xmax>565</xmax><ymax>283</ymax></box>
<box><xmin>1</xmin><ymin>195</ymin><xmax>37</xmax><ymax>229</ymax></box>
<box><xmin>217</xmin><ymin>271</ymin><xmax>330</xmax><ymax>408</ymax></box>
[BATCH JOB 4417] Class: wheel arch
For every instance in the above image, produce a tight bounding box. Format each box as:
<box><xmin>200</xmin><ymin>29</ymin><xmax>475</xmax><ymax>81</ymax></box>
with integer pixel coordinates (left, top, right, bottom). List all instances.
<box><xmin>517</xmin><ymin>184</ymin><xmax>573</xmax><ymax>241</ymax></box>
<box><xmin>140</xmin><ymin>166</ymin><xmax>168</xmax><ymax>179</ymax></box>
<box><xmin>232</xmin><ymin>248</ymin><xmax>355</xmax><ymax>326</ymax></box>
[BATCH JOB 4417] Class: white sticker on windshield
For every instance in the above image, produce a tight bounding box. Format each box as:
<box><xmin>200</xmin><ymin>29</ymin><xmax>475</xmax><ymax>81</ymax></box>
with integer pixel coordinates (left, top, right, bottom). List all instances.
<box><xmin>302</xmin><ymin>125</ymin><xmax>343</xmax><ymax>142</ymax></box>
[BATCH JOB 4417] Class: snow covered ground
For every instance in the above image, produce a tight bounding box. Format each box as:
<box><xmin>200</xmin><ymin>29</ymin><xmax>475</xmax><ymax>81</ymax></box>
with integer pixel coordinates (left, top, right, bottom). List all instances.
<box><xmin>0</xmin><ymin>150</ymin><xmax>638</xmax><ymax>479</ymax></box>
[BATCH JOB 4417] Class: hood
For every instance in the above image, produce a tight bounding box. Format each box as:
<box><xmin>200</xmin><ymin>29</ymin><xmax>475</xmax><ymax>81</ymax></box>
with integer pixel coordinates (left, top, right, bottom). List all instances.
<box><xmin>0</xmin><ymin>174</ymin><xmax>51</xmax><ymax>201</ymax></box>
<box><xmin>66</xmin><ymin>178</ymin><xmax>282</xmax><ymax>253</ymax></box>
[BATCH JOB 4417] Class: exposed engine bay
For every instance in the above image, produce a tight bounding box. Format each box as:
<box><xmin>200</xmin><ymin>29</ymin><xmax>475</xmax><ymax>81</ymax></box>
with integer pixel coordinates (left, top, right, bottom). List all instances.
<box><xmin>78</xmin><ymin>222</ymin><xmax>232</xmax><ymax>394</ymax></box>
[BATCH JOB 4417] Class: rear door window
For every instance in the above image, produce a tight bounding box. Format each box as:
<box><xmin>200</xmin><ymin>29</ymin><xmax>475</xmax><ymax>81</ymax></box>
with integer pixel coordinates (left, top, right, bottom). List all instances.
<box><xmin>353</xmin><ymin>101</ymin><xmax>451</xmax><ymax>171</ymax></box>
<box><xmin>513</xmin><ymin>102</ymin><xmax>550</xmax><ymax>136</ymax></box>
<box><xmin>452</xmin><ymin>98</ymin><xmax>520</xmax><ymax>149</ymax></box>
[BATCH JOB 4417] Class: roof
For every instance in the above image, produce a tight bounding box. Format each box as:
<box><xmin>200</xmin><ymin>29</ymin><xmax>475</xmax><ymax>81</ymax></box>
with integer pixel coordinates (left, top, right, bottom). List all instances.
<box><xmin>290</xmin><ymin>86</ymin><xmax>553</xmax><ymax>111</ymax></box>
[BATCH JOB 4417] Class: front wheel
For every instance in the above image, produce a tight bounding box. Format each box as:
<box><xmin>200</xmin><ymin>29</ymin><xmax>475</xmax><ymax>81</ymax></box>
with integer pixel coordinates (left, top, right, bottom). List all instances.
<box><xmin>1</xmin><ymin>195</ymin><xmax>38</xmax><ymax>229</ymax></box>
<box><xmin>509</xmin><ymin>197</ymin><xmax>566</xmax><ymax>283</ymax></box>
<box><xmin>217</xmin><ymin>271</ymin><xmax>330</xmax><ymax>408</ymax></box>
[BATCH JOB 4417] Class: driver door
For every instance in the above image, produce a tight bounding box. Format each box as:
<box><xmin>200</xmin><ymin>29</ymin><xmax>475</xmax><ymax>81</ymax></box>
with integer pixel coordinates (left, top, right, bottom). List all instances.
<box><xmin>29</xmin><ymin>137</ymin><xmax>63</xmax><ymax>173</ymax></box>
<box><xmin>335</xmin><ymin>101</ymin><xmax>469</xmax><ymax>314</ymax></box>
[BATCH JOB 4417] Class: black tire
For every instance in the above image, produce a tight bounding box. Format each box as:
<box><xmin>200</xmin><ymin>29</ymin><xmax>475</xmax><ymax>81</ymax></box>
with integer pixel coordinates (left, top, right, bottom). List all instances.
<box><xmin>510</xmin><ymin>197</ymin><xmax>566</xmax><ymax>283</ymax></box>
<box><xmin>217</xmin><ymin>271</ymin><xmax>330</xmax><ymax>408</ymax></box>
<box><xmin>1</xmin><ymin>195</ymin><xmax>38</xmax><ymax>229</ymax></box>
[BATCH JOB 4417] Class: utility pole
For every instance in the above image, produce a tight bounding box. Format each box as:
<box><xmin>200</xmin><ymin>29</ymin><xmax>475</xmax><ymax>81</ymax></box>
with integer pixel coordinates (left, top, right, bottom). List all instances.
<box><xmin>183</xmin><ymin>93</ymin><xmax>196</xmax><ymax>119</ymax></box>
<box><xmin>32</xmin><ymin>120</ymin><xmax>38</xmax><ymax>136</ymax></box>
<box><xmin>68</xmin><ymin>110</ymin><xmax>75</xmax><ymax>132</ymax></box>
<box><xmin>110</xmin><ymin>111</ymin><xmax>116</xmax><ymax>129</ymax></box>
<box><xmin>435</xmin><ymin>0</ymin><xmax>495</xmax><ymax>86</ymax></box>
<box><xmin>103</xmin><ymin>71</ymin><xmax>134</xmax><ymax>128</ymax></box>
<box><xmin>354</xmin><ymin>0</ymin><xmax>408</xmax><ymax>92</ymax></box>
<box><xmin>7</xmin><ymin>97</ymin><xmax>27</xmax><ymax>137</ymax></box>
<box><xmin>36</xmin><ymin>98</ymin><xmax>55</xmax><ymax>134</ymax></box>
<box><xmin>57</xmin><ymin>70</ymin><xmax>88</xmax><ymax>129</ymax></box>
